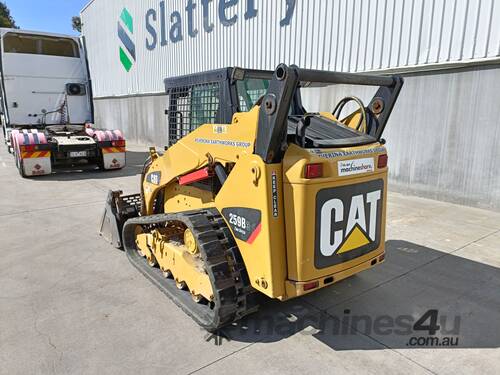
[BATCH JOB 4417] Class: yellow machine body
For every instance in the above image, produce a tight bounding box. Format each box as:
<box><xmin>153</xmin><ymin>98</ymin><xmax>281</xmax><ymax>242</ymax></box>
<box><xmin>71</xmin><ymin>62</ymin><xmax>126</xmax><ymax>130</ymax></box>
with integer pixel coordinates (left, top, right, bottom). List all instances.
<box><xmin>140</xmin><ymin>105</ymin><xmax>387</xmax><ymax>300</ymax></box>
<box><xmin>101</xmin><ymin>65</ymin><xmax>403</xmax><ymax>330</ymax></box>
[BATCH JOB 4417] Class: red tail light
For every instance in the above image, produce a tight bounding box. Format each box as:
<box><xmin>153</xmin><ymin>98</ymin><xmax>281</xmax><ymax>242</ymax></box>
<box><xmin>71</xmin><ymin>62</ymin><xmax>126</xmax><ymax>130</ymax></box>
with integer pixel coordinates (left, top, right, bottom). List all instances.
<box><xmin>305</xmin><ymin>163</ymin><xmax>323</xmax><ymax>179</ymax></box>
<box><xmin>303</xmin><ymin>281</ymin><xmax>319</xmax><ymax>291</ymax></box>
<box><xmin>377</xmin><ymin>154</ymin><xmax>388</xmax><ymax>168</ymax></box>
<box><xmin>112</xmin><ymin>139</ymin><xmax>126</xmax><ymax>147</ymax></box>
<box><xmin>20</xmin><ymin>144</ymin><xmax>36</xmax><ymax>152</ymax></box>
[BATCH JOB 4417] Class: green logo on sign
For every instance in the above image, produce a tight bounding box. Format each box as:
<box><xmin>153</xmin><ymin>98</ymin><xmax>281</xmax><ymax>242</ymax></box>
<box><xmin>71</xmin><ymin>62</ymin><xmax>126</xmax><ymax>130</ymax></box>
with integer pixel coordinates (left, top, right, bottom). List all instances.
<box><xmin>118</xmin><ymin>8</ymin><xmax>135</xmax><ymax>72</ymax></box>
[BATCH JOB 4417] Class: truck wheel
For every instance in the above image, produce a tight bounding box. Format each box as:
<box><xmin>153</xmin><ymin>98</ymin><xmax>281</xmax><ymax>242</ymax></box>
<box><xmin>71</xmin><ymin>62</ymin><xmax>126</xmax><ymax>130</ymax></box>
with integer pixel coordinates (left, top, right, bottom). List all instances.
<box><xmin>2</xmin><ymin>122</ymin><xmax>6</xmax><ymax>144</ymax></box>
<box><xmin>97</xmin><ymin>153</ymin><xmax>105</xmax><ymax>171</ymax></box>
<box><xmin>18</xmin><ymin>159</ymin><xmax>27</xmax><ymax>178</ymax></box>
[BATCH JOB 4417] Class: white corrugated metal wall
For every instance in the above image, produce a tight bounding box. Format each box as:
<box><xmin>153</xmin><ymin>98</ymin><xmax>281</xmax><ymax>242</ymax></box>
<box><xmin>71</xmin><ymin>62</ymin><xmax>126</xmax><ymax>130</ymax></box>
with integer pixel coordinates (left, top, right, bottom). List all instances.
<box><xmin>82</xmin><ymin>0</ymin><xmax>500</xmax><ymax>98</ymax></box>
<box><xmin>82</xmin><ymin>0</ymin><xmax>500</xmax><ymax>210</ymax></box>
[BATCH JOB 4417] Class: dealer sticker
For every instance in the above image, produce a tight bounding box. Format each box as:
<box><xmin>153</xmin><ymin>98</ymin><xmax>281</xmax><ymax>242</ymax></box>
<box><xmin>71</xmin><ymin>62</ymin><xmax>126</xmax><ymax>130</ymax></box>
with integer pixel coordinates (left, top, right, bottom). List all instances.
<box><xmin>338</xmin><ymin>157</ymin><xmax>374</xmax><ymax>176</ymax></box>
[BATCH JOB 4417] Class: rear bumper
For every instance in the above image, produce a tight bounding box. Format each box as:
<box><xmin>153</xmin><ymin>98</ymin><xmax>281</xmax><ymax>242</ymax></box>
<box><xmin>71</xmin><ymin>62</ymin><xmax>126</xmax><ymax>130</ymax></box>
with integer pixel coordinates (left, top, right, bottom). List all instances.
<box><xmin>52</xmin><ymin>145</ymin><xmax>99</xmax><ymax>161</ymax></box>
<box><xmin>11</xmin><ymin>128</ymin><xmax>127</xmax><ymax>174</ymax></box>
<box><xmin>283</xmin><ymin>251</ymin><xmax>385</xmax><ymax>300</ymax></box>
<box><xmin>51</xmin><ymin>146</ymin><xmax>126</xmax><ymax>169</ymax></box>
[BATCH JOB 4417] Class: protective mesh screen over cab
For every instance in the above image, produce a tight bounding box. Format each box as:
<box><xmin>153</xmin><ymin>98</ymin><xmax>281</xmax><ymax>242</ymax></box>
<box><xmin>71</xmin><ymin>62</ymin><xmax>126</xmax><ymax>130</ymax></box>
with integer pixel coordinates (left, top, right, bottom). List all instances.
<box><xmin>166</xmin><ymin>82</ymin><xmax>221</xmax><ymax>146</ymax></box>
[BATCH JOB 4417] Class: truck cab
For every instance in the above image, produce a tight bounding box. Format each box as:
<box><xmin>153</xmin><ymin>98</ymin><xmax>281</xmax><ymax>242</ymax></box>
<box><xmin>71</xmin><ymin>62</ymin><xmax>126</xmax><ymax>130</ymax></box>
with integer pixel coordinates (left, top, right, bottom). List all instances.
<box><xmin>0</xmin><ymin>29</ymin><xmax>91</xmax><ymax>139</ymax></box>
<box><xmin>0</xmin><ymin>29</ymin><xmax>126</xmax><ymax>176</ymax></box>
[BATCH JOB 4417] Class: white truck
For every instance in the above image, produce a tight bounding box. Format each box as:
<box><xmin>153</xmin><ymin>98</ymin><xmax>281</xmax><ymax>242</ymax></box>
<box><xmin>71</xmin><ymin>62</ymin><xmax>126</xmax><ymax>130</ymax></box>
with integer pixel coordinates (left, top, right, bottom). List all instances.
<box><xmin>0</xmin><ymin>28</ymin><xmax>126</xmax><ymax>177</ymax></box>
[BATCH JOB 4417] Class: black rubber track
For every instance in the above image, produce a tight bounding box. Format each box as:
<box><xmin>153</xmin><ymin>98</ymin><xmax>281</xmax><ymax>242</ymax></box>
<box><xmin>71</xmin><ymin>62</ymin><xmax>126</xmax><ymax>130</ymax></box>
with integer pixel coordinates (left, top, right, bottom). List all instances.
<box><xmin>122</xmin><ymin>208</ymin><xmax>259</xmax><ymax>332</ymax></box>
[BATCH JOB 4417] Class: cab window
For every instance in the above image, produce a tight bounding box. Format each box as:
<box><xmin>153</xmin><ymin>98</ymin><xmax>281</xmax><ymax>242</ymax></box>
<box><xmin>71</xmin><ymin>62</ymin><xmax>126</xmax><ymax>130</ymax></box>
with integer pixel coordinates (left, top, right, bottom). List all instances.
<box><xmin>237</xmin><ymin>79</ymin><xmax>269</xmax><ymax>111</ymax></box>
<box><xmin>3</xmin><ymin>33</ymin><xmax>80</xmax><ymax>58</ymax></box>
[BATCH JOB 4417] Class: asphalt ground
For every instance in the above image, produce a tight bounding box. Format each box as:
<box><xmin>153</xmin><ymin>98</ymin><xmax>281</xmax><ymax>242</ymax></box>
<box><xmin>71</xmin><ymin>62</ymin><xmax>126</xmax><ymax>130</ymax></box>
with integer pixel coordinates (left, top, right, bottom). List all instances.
<box><xmin>1</xmin><ymin>143</ymin><xmax>499</xmax><ymax>374</ymax></box>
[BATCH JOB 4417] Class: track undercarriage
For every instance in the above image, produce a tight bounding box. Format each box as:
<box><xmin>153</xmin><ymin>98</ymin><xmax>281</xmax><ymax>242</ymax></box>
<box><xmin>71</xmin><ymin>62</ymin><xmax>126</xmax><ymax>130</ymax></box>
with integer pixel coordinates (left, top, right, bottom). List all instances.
<box><xmin>122</xmin><ymin>209</ymin><xmax>259</xmax><ymax>332</ymax></box>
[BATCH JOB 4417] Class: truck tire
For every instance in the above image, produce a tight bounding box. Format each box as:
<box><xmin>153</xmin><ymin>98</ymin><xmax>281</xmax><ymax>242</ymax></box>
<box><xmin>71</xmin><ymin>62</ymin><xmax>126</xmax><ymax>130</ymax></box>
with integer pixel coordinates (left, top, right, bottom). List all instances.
<box><xmin>97</xmin><ymin>151</ymin><xmax>105</xmax><ymax>171</ymax></box>
<box><xmin>18</xmin><ymin>159</ymin><xmax>26</xmax><ymax>178</ymax></box>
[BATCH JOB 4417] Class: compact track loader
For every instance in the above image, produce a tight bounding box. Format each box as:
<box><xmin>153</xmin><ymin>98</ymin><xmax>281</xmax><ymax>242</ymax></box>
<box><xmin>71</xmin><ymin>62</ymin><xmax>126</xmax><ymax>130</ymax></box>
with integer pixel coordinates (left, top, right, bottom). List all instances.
<box><xmin>100</xmin><ymin>64</ymin><xmax>403</xmax><ymax>331</ymax></box>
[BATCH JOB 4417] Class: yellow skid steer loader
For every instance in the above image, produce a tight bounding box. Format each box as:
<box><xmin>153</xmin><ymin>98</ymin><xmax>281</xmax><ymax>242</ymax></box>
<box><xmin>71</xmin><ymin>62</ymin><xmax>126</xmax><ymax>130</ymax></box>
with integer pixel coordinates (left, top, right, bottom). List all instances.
<box><xmin>100</xmin><ymin>64</ymin><xmax>403</xmax><ymax>331</ymax></box>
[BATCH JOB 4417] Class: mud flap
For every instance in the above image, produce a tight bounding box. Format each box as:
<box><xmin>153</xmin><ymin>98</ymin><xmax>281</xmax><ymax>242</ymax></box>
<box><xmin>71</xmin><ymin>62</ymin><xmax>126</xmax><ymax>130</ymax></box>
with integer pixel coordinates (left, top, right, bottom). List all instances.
<box><xmin>13</xmin><ymin>130</ymin><xmax>52</xmax><ymax>177</ymax></box>
<box><xmin>21</xmin><ymin>156</ymin><xmax>52</xmax><ymax>176</ymax></box>
<box><xmin>102</xmin><ymin>151</ymin><xmax>126</xmax><ymax>170</ymax></box>
<box><xmin>99</xmin><ymin>190</ymin><xmax>141</xmax><ymax>248</ymax></box>
<box><xmin>95</xmin><ymin>129</ymin><xmax>126</xmax><ymax>170</ymax></box>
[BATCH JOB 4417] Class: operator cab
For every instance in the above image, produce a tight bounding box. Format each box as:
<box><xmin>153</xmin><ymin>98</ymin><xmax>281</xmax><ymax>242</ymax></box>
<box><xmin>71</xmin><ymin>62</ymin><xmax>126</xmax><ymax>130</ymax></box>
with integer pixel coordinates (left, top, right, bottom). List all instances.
<box><xmin>164</xmin><ymin>67</ymin><xmax>402</xmax><ymax>153</ymax></box>
<box><xmin>236</xmin><ymin>76</ymin><xmax>387</xmax><ymax>149</ymax></box>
